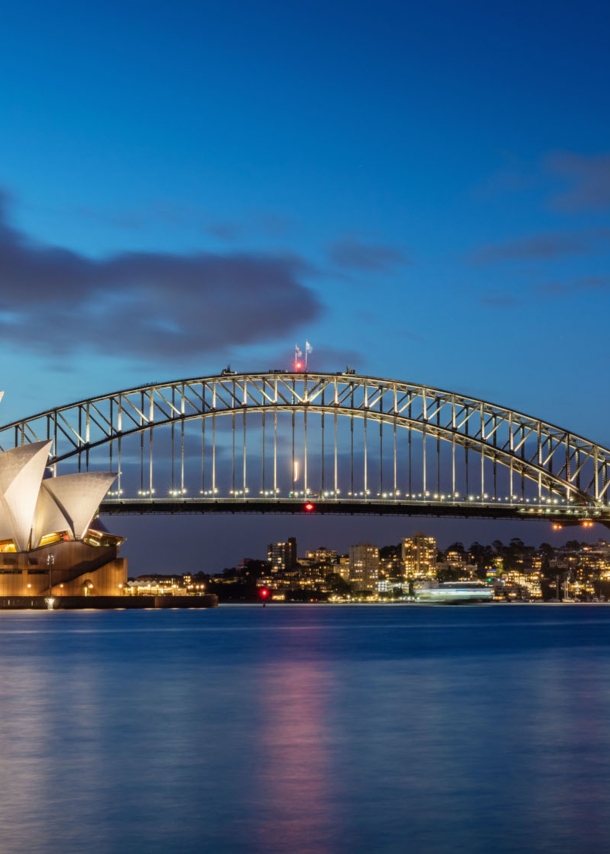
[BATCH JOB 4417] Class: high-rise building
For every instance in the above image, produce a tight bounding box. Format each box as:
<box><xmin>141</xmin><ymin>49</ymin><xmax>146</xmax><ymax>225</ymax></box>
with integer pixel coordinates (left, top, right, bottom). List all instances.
<box><xmin>402</xmin><ymin>533</ymin><xmax>437</xmax><ymax>578</ymax></box>
<box><xmin>349</xmin><ymin>543</ymin><xmax>379</xmax><ymax>590</ymax></box>
<box><xmin>267</xmin><ymin>537</ymin><xmax>297</xmax><ymax>572</ymax></box>
<box><xmin>305</xmin><ymin>547</ymin><xmax>337</xmax><ymax>566</ymax></box>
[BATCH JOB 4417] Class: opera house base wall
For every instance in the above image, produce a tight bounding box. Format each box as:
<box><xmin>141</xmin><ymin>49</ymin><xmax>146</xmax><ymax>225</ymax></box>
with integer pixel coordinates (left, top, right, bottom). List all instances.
<box><xmin>50</xmin><ymin>558</ymin><xmax>127</xmax><ymax>596</ymax></box>
<box><xmin>0</xmin><ymin>540</ymin><xmax>127</xmax><ymax>597</ymax></box>
<box><xmin>0</xmin><ymin>594</ymin><xmax>219</xmax><ymax>610</ymax></box>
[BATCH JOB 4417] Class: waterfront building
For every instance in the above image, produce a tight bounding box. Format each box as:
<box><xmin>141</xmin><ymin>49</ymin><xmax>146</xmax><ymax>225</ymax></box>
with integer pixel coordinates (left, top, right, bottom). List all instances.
<box><xmin>502</xmin><ymin>569</ymin><xmax>543</xmax><ymax>600</ymax></box>
<box><xmin>445</xmin><ymin>548</ymin><xmax>465</xmax><ymax>568</ymax></box>
<box><xmin>305</xmin><ymin>547</ymin><xmax>337</xmax><ymax>566</ymax></box>
<box><xmin>349</xmin><ymin>543</ymin><xmax>379</xmax><ymax>590</ymax></box>
<box><xmin>127</xmin><ymin>575</ymin><xmax>185</xmax><ymax>596</ymax></box>
<box><xmin>335</xmin><ymin>555</ymin><xmax>350</xmax><ymax>581</ymax></box>
<box><xmin>267</xmin><ymin>537</ymin><xmax>297</xmax><ymax>572</ymax></box>
<box><xmin>377</xmin><ymin>580</ymin><xmax>407</xmax><ymax>595</ymax></box>
<box><xmin>379</xmin><ymin>544</ymin><xmax>403</xmax><ymax>581</ymax></box>
<box><xmin>0</xmin><ymin>416</ymin><xmax>126</xmax><ymax>596</ymax></box>
<box><xmin>402</xmin><ymin>533</ymin><xmax>437</xmax><ymax>578</ymax></box>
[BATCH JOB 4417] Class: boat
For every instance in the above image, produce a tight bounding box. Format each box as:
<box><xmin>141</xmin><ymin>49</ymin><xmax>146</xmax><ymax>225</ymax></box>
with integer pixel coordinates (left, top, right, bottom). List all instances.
<box><xmin>414</xmin><ymin>581</ymin><xmax>494</xmax><ymax>604</ymax></box>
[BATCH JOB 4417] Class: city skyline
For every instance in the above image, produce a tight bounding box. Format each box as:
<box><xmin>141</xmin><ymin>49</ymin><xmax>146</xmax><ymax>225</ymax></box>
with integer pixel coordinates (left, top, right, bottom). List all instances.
<box><xmin>187</xmin><ymin>530</ymin><xmax>610</xmax><ymax>603</ymax></box>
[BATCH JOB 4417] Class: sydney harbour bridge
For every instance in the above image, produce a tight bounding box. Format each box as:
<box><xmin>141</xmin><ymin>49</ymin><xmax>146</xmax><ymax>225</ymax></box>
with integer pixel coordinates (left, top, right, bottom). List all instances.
<box><xmin>0</xmin><ymin>370</ymin><xmax>609</xmax><ymax>529</ymax></box>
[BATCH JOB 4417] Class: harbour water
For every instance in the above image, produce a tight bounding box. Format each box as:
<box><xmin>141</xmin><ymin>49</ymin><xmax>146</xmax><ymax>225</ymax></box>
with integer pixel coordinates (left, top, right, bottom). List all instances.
<box><xmin>2</xmin><ymin>604</ymin><xmax>610</xmax><ymax>853</ymax></box>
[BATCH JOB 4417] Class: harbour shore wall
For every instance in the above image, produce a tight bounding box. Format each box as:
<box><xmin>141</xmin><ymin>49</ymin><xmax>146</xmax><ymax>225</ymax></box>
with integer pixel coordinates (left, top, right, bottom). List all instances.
<box><xmin>0</xmin><ymin>595</ymin><xmax>218</xmax><ymax>610</ymax></box>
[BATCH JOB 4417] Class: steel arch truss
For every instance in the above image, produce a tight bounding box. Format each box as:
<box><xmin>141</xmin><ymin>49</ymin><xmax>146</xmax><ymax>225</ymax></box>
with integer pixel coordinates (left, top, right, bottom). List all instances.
<box><xmin>0</xmin><ymin>372</ymin><xmax>608</xmax><ymax>520</ymax></box>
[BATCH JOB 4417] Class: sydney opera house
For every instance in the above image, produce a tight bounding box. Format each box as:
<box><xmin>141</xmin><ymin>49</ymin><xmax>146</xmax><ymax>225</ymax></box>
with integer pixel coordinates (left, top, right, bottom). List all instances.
<box><xmin>0</xmin><ymin>418</ymin><xmax>125</xmax><ymax>597</ymax></box>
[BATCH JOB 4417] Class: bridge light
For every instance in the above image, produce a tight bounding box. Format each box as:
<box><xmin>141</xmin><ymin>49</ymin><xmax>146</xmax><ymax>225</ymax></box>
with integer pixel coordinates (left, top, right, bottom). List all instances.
<box><xmin>304</xmin><ymin>503</ymin><xmax>315</xmax><ymax>512</ymax></box>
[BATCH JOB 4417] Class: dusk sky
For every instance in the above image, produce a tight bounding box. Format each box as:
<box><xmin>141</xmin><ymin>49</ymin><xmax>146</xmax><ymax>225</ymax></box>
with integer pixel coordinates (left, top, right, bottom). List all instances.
<box><xmin>2</xmin><ymin>0</ymin><xmax>609</xmax><ymax>570</ymax></box>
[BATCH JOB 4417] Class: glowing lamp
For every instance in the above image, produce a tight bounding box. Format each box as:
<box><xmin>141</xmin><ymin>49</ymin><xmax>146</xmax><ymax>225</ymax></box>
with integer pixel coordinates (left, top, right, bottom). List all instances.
<box><xmin>259</xmin><ymin>587</ymin><xmax>270</xmax><ymax>599</ymax></box>
<box><xmin>304</xmin><ymin>503</ymin><xmax>315</xmax><ymax>512</ymax></box>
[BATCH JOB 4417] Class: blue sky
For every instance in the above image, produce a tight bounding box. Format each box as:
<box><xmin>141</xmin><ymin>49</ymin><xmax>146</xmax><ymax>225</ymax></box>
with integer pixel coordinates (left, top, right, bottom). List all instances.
<box><xmin>1</xmin><ymin>0</ymin><xmax>609</xmax><ymax>568</ymax></box>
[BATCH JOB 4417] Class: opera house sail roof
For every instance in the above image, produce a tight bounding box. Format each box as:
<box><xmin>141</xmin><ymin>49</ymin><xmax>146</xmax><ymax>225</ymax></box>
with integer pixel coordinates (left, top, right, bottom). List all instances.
<box><xmin>0</xmin><ymin>437</ymin><xmax>116</xmax><ymax>553</ymax></box>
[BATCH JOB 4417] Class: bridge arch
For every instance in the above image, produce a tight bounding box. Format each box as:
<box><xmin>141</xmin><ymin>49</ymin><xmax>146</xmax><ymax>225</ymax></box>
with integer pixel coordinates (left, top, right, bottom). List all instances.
<box><xmin>0</xmin><ymin>371</ymin><xmax>608</xmax><ymax>522</ymax></box>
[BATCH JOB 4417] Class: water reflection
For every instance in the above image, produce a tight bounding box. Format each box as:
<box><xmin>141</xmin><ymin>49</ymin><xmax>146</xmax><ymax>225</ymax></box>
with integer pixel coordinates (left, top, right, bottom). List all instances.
<box><xmin>1</xmin><ymin>607</ymin><xmax>610</xmax><ymax>852</ymax></box>
<box><xmin>254</xmin><ymin>661</ymin><xmax>339</xmax><ymax>854</ymax></box>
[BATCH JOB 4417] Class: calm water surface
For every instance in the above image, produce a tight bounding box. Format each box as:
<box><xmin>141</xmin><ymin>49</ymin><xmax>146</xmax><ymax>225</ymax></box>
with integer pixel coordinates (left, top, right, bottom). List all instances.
<box><xmin>1</xmin><ymin>604</ymin><xmax>610</xmax><ymax>853</ymax></box>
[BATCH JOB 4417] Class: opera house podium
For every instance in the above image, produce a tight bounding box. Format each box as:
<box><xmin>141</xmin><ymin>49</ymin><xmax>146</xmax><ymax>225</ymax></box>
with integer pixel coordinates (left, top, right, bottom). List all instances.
<box><xmin>0</xmin><ymin>436</ymin><xmax>127</xmax><ymax>599</ymax></box>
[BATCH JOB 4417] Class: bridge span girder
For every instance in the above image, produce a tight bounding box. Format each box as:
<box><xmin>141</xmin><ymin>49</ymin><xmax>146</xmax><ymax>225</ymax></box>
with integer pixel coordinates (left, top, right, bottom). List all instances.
<box><xmin>0</xmin><ymin>371</ymin><xmax>608</xmax><ymax>520</ymax></box>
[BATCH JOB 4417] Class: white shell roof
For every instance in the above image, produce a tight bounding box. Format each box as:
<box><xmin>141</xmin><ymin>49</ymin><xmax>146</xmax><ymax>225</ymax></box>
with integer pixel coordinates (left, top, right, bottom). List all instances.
<box><xmin>31</xmin><ymin>486</ymin><xmax>72</xmax><ymax>548</ymax></box>
<box><xmin>0</xmin><ymin>424</ymin><xmax>116</xmax><ymax>550</ymax></box>
<box><xmin>0</xmin><ymin>442</ymin><xmax>52</xmax><ymax>551</ymax></box>
<box><xmin>40</xmin><ymin>471</ymin><xmax>117</xmax><ymax>541</ymax></box>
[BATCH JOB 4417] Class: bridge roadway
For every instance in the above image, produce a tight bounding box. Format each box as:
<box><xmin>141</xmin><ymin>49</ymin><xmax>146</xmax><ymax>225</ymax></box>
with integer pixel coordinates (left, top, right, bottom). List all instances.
<box><xmin>99</xmin><ymin>497</ymin><xmax>607</xmax><ymax>527</ymax></box>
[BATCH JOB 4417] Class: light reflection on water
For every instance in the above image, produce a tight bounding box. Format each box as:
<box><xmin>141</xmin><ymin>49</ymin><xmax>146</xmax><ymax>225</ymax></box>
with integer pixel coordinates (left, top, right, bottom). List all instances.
<box><xmin>1</xmin><ymin>606</ymin><xmax>610</xmax><ymax>853</ymax></box>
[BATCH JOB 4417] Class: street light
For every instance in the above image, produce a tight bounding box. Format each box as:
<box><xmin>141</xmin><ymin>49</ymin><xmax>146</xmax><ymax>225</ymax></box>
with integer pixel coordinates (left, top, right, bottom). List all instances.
<box><xmin>46</xmin><ymin>553</ymin><xmax>55</xmax><ymax>596</ymax></box>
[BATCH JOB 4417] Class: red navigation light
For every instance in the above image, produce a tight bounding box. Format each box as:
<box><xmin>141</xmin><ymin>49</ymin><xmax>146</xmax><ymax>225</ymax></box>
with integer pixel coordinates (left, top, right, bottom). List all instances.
<box><xmin>259</xmin><ymin>587</ymin><xmax>270</xmax><ymax>599</ymax></box>
<box><xmin>304</xmin><ymin>502</ymin><xmax>315</xmax><ymax>512</ymax></box>
<box><xmin>295</xmin><ymin>361</ymin><xmax>302</xmax><ymax>370</ymax></box>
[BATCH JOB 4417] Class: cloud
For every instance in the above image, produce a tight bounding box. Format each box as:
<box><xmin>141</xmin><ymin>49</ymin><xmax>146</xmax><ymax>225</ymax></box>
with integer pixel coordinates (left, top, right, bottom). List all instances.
<box><xmin>536</xmin><ymin>275</ymin><xmax>610</xmax><ymax>296</ymax></box>
<box><xmin>76</xmin><ymin>208</ymin><xmax>147</xmax><ymax>230</ymax></box>
<box><xmin>482</xmin><ymin>275</ymin><xmax>610</xmax><ymax>306</ymax></box>
<box><xmin>206</xmin><ymin>215</ymin><xmax>294</xmax><ymax>242</ymax></box>
<box><xmin>546</xmin><ymin>151</ymin><xmax>610</xmax><ymax>212</ymax></box>
<box><xmin>470</xmin><ymin>228</ymin><xmax>610</xmax><ymax>265</ymax></box>
<box><xmin>469</xmin><ymin>229</ymin><xmax>610</xmax><ymax>264</ymax></box>
<box><xmin>205</xmin><ymin>222</ymin><xmax>243</xmax><ymax>241</ymax></box>
<box><xmin>328</xmin><ymin>239</ymin><xmax>410</xmax><ymax>272</ymax></box>
<box><xmin>0</xmin><ymin>191</ymin><xmax>322</xmax><ymax>361</ymax></box>
<box><xmin>480</xmin><ymin>294</ymin><xmax>519</xmax><ymax>308</ymax></box>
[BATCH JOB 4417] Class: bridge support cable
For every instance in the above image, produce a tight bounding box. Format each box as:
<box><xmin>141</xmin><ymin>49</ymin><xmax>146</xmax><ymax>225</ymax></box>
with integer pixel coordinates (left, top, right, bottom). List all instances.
<box><xmin>262</xmin><ymin>410</ymin><xmax>266</xmax><ymax>497</ymax></box>
<box><xmin>334</xmin><ymin>410</ymin><xmax>338</xmax><ymax>498</ymax></box>
<box><xmin>212</xmin><ymin>413</ymin><xmax>216</xmax><ymax>496</ymax></box>
<box><xmin>321</xmin><ymin>411</ymin><xmax>325</xmax><ymax>496</ymax></box>
<box><xmin>422</xmin><ymin>422</ymin><xmax>427</xmax><ymax>496</ymax></box>
<box><xmin>363</xmin><ymin>411</ymin><xmax>368</xmax><ymax>498</ymax></box>
<box><xmin>231</xmin><ymin>412</ymin><xmax>235</xmax><ymax>496</ymax></box>
<box><xmin>393</xmin><ymin>417</ymin><xmax>397</xmax><ymax>497</ymax></box>
<box><xmin>243</xmin><ymin>409</ymin><xmax>247</xmax><ymax>498</ymax></box>
<box><xmin>202</xmin><ymin>383</ymin><xmax>209</xmax><ymax>495</ymax></box>
<box><xmin>304</xmin><ymin>407</ymin><xmax>308</xmax><ymax>496</ymax></box>
<box><xmin>273</xmin><ymin>409</ymin><xmax>278</xmax><ymax>496</ymax></box>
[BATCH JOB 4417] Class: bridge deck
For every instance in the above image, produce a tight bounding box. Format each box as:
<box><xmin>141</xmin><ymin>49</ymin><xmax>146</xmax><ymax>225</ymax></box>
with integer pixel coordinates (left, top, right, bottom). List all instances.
<box><xmin>99</xmin><ymin>499</ymin><xmax>607</xmax><ymax>525</ymax></box>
